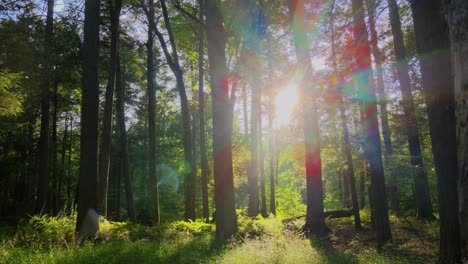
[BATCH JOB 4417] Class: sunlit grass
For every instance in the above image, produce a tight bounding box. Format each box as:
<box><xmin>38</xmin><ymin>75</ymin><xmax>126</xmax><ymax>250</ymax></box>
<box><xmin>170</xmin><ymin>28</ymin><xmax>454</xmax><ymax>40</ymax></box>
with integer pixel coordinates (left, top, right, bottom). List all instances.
<box><xmin>0</xmin><ymin>213</ymin><xmax>437</xmax><ymax>264</ymax></box>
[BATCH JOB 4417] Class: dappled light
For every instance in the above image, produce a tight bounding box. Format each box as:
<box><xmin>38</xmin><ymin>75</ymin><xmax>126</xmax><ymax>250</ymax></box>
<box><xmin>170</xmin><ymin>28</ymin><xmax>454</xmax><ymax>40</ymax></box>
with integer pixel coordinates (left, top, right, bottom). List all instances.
<box><xmin>0</xmin><ymin>0</ymin><xmax>466</xmax><ymax>263</ymax></box>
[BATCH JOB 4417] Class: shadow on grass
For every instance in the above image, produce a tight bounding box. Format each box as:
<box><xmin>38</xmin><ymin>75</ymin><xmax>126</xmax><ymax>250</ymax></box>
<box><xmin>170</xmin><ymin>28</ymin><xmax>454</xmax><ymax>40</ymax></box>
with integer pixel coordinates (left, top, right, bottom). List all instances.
<box><xmin>56</xmin><ymin>234</ymin><xmax>226</xmax><ymax>264</ymax></box>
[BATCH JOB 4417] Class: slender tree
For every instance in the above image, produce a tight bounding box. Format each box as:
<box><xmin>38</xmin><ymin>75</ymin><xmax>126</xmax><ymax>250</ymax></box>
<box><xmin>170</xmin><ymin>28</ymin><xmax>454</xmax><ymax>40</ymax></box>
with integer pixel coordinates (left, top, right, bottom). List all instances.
<box><xmin>410</xmin><ymin>0</ymin><xmax>461</xmax><ymax>262</ymax></box>
<box><xmin>386</xmin><ymin>0</ymin><xmax>434</xmax><ymax>221</ymax></box>
<box><xmin>206</xmin><ymin>0</ymin><xmax>237</xmax><ymax>240</ymax></box>
<box><xmin>76</xmin><ymin>0</ymin><xmax>100</xmax><ymax>237</ymax></box>
<box><xmin>365</xmin><ymin>0</ymin><xmax>397</xmax><ymax>213</ymax></box>
<box><xmin>144</xmin><ymin>0</ymin><xmax>160</xmax><ymax>224</ymax></box>
<box><xmin>36</xmin><ymin>0</ymin><xmax>54</xmax><ymax>215</ymax></box>
<box><xmin>98</xmin><ymin>0</ymin><xmax>122</xmax><ymax>218</ymax></box>
<box><xmin>351</xmin><ymin>0</ymin><xmax>391</xmax><ymax>248</ymax></box>
<box><xmin>115</xmin><ymin>56</ymin><xmax>136</xmax><ymax>222</ymax></box>
<box><xmin>330</xmin><ymin>0</ymin><xmax>361</xmax><ymax>230</ymax></box>
<box><xmin>288</xmin><ymin>0</ymin><xmax>327</xmax><ymax>236</ymax></box>
<box><xmin>198</xmin><ymin>0</ymin><xmax>210</xmax><ymax>223</ymax></box>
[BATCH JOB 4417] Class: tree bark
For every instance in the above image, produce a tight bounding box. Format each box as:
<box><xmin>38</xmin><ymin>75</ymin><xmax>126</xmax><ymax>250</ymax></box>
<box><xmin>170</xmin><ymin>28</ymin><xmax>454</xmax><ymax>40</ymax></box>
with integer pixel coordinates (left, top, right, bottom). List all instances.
<box><xmin>330</xmin><ymin>2</ymin><xmax>361</xmax><ymax>229</ymax></box>
<box><xmin>98</xmin><ymin>0</ymin><xmax>122</xmax><ymax>218</ymax></box>
<box><xmin>410</xmin><ymin>0</ymin><xmax>461</xmax><ymax>262</ymax></box>
<box><xmin>158</xmin><ymin>0</ymin><xmax>196</xmax><ymax>221</ymax></box>
<box><xmin>36</xmin><ymin>0</ymin><xmax>54</xmax><ymax>215</ymax></box>
<box><xmin>76</xmin><ymin>0</ymin><xmax>100</xmax><ymax>237</ymax></box>
<box><xmin>51</xmin><ymin>81</ymin><xmax>58</xmax><ymax>215</ymax></box>
<box><xmin>259</xmin><ymin>114</ymin><xmax>267</xmax><ymax>217</ymax></box>
<box><xmin>146</xmin><ymin>0</ymin><xmax>160</xmax><ymax>224</ymax></box>
<box><xmin>288</xmin><ymin>0</ymin><xmax>328</xmax><ymax>236</ymax></box>
<box><xmin>387</xmin><ymin>0</ymin><xmax>434</xmax><ymax>221</ymax></box>
<box><xmin>351</xmin><ymin>0</ymin><xmax>392</xmax><ymax>248</ymax></box>
<box><xmin>116</xmin><ymin>56</ymin><xmax>136</xmax><ymax>222</ymax></box>
<box><xmin>445</xmin><ymin>0</ymin><xmax>468</xmax><ymax>258</ymax></box>
<box><xmin>365</xmin><ymin>0</ymin><xmax>397</xmax><ymax>214</ymax></box>
<box><xmin>198</xmin><ymin>0</ymin><xmax>210</xmax><ymax>223</ymax></box>
<box><xmin>206</xmin><ymin>0</ymin><xmax>237</xmax><ymax>240</ymax></box>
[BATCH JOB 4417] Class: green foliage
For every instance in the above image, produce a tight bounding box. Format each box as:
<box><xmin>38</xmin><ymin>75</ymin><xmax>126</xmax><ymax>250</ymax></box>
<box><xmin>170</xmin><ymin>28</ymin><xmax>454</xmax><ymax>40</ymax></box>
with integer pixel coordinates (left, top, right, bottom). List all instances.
<box><xmin>0</xmin><ymin>70</ymin><xmax>23</xmax><ymax>116</ymax></box>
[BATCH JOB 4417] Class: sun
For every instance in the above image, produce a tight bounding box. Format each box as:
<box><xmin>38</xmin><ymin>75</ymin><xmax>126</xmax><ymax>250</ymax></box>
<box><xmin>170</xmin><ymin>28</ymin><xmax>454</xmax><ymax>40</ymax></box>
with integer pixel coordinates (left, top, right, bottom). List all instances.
<box><xmin>275</xmin><ymin>84</ymin><xmax>298</xmax><ymax>127</ymax></box>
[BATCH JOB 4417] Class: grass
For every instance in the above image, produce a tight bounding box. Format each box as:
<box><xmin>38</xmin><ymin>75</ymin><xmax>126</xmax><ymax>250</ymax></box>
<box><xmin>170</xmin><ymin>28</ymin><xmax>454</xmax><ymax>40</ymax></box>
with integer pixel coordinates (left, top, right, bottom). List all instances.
<box><xmin>0</xmin><ymin>211</ymin><xmax>439</xmax><ymax>264</ymax></box>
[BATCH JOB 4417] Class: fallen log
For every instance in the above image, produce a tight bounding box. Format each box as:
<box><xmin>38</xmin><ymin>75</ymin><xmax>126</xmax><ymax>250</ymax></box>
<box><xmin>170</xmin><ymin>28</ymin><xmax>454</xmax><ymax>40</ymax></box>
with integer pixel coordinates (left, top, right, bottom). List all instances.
<box><xmin>282</xmin><ymin>209</ymin><xmax>354</xmax><ymax>224</ymax></box>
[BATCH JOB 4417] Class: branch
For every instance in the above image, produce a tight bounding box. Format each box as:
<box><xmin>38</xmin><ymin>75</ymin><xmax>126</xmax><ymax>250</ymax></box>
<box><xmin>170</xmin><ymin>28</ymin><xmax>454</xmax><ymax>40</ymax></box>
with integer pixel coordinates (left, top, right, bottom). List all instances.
<box><xmin>171</xmin><ymin>0</ymin><xmax>207</xmax><ymax>29</ymax></box>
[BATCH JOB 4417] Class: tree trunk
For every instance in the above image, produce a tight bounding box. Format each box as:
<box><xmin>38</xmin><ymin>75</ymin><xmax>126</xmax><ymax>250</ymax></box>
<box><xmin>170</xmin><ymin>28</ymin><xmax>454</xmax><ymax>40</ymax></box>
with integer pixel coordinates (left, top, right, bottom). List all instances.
<box><xmin>51</xmin><ymin>81</ymin><xmax>58</xmax><ymax>215</ymax></box>
<box><xmin>387</xmin><ymin>0</ymin><xmax>434</xmax><ymax>221</ymax></box>
<box><xmin>146</xmin><ymin>0</ymin><xmax>160</xmax><ymax>224</ymax></box>
<box><xmin>59</xmin><ymin>113</ymin><xmax>68</xmax><ymax>211</ymax></box>
<box><xmin>330</xmin><ymin>3</ymin><xmax>361</xmax><ymax>229</ymax></box>
<box><xmin>198</xmin><ymin>0</ymin><xmax>210</xmax><ymax>223</ymax></box>
<box><xmin>288</xmin><ymin>0</ymin><xmax>327</xmax><ymax>236</ymax></box>
<box><xmin>158</xmin><ymin>0</ymin><xmax>196</xmax><ymax>221</ymax></box>
<box><xmin>36</xmin><ymin>0</ymin><xmax>54</xmax><ymax>215</ymax></box>
<box><xmin>98</xmin><ymin>0</ymin><xmax>122</xmax><ymax>218</ymax></box>
<box><xmin>116</xmin><ymin>56</ymin><xmax>136</xmax><ymax>222</ymax></box>
<box><xmin>268</xmin><ymin>107</ymin><xmax>276</xmax><ymax>215</ymax></box>
<box><xmin>259</xmin><ymin>115</ymin><xmax>267</xmax><ymax>217</ymax></box>
<box><xmin>365</xmin><ymin>0</ymin><xmax>397</xmax><ymax>214</ymax></box>
<box><xmin>76</xmin><ymin>0</ymin><xmax>100</xmax><ymax>237</ymax></box>
<box><xmin>351</xmin><ymin>0</ymin><xmax>392</xmax><ymax>248</ymax></box>
<box><xmin>206</xmin><ymin>0</ymin><xmax>237</xmax><ymax>240</ymax></box>
<box><xmin>410</xmin><ymin>1</ymin><xmax>461</xmax><ymax>262</ymax></box>
<box><xmin>445</xmin><ymin>0</ymin><xmax>468</xmax><ymax>258</ymax></box>
<box><xmin>247</xmin><ymin>51</ymin><xmax>260</xmax><ymax>217</ymax></box>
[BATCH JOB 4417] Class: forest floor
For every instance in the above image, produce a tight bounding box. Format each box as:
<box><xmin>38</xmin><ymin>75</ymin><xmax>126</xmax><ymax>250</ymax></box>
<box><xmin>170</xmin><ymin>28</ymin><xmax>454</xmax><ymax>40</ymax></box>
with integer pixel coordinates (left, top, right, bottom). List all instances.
<box><xmin>0</xmin><ymin>210</ymin><xmax>438</xmax><ymax>264</ymax></box>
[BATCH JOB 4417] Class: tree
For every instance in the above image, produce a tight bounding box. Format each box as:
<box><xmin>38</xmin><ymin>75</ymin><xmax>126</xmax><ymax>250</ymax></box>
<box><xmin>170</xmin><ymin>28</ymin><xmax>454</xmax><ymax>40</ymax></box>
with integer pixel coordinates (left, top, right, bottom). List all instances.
<box><xmin>365</xmin><ymin>0</ymin><xmax>396</xmax><ymax>213</ymax></box>
<box><xmin>115</xmin><ymin>55</ymin><xmax>136</xmax><ymax>222</ymax></box>
<box><xmin>330</xmin><ymin>0</ymin><xmax>361</xmax><ymax>230</ymax></box>
<box><xmin>386</xmin><ymin>0</ymin><xmax>434</xmax><ymax>221</ymax></box>
<box><xmin>445</xmin><ymin>0</ymin><xmax>468</xmax><ymax>257</ymax></box>
<box><xmin>197</xmin><ymin>0</ymin><xmax>210</xmax><ymax>223</ymax></box>
<box><xmin>98</xmin><ymin>0</ymin><xmax>122</xmax><ymax>218</ymax></box>
<box><xmin>410</xmin><ymin>0</ymin><xmax>461</xmax><ymax>262</ymax></box>
<box><xmin>351</xmin><ymin>0</ymin><xmax>392</xmax><ymax>248</ymax></box>
<box><xmin>287</xmin><ymin>0</ymin><xmax>327</xmax><ymax>236</ymax></box>
<box><xmin>142</xmin><ymin>0</ymin><xmax>160</xmax><ymax>225</ymax></box>
<box><xmin>76</xmin><ymin>0</ymin><xmax>100</xmax><ymax>237</ymax></box>
<box><xmin>36</xmin><ymin>0</ymin><xmax>54</xmax><ymax>215</ymax></box>
<box><xmin>206</xmin><ymin>0</ymin><xmax>237</xmax><ymax>240</ymax></box>
<box><xmin>158</xmin><ymin>0</ymin><xmax>196</xmax><ymax>221</ymax></box>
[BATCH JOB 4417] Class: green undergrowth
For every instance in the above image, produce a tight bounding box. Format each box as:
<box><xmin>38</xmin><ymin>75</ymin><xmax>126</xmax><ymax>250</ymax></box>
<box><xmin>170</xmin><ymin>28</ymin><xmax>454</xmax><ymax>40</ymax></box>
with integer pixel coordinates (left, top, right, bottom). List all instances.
<box><xmin>0</xmin><ymin>211</ymin><xmax>437</xmax><ymax>264</ymax></box>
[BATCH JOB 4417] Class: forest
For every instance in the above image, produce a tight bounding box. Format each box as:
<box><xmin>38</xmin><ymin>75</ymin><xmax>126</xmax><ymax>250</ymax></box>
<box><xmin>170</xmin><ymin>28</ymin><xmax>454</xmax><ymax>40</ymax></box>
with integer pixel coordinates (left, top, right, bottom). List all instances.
<box><xmin>0</xmin><ymin>0</ymin><xmax>467</xmax><ymax>263</ymax></box>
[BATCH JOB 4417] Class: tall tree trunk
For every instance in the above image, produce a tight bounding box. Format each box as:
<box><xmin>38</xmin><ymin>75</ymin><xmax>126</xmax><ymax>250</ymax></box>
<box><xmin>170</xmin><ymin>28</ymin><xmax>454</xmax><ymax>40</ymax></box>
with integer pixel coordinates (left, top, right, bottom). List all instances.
<box><xmin>98</xmin><ymin>0</ymin><xmax>122</xmax><ymax>218</ymax></box>
<box><xmin>206</xmin><ymin>0</ymin><xmax>237</xmax><ymax>240</ymax></box>
<box><xmin>259</xmin><ymin>115</ymin><xmax>267</xmax><ymax>217</ymax></box>
<box><xmin>365</xmin><ymin>0</ymin><xmax>397</xmax><ymax>214</ymax></box>
<box><xmin>268</xmin><ymin>107</ymin><xmax>276</xmax><ymax>215</ymax></box>
<box><xmin>116</xmin><ymin>56</ymin><xmax>136</xmax><ymax>222</ymax></box>
<box><xmin>445</xmin><ymin>0</ymin><xmax>468</xmax><ymax>258</ymax></box>
<box><xmin>36</xmin><ymin>0</ymin><xmax>54</xmax><ymax>215</ymax></box>
<box><xmin>247</xmin><ymin>53</ymin><xmax>260</xmax><ymax>217</ymax></box>
<box><xmin>59</xmin><ymin>113</ymin><xmax>68</xmax><ymax>211</ymax></box>
<box><xmin>330</xmin><ymin>2</ymin><xmax>361</xmax><ymax>229</ymax></box>
<box><xmin>411</xmin><ymin>0</ymin><xmax>462</xmax><ymax>262</ymax></box>
<box><xmin>146</xmin><ymin>0</ymin><xmax>160</xmax><ymax>224</ymax></box>
<box><xmin>351</xmin><ymin>0</ymin><xmax>392</xmax><ymax>248</ymax></box>
<box><xmin>387</xmin><ymin>0</ymin><xmax>434</xmax><ymax>221</ymax></box>
<box><xmin>198</xmin><ymin>0</ymin><xmax>210</xmax><ymax>223</ymax></box>
<box><xmin>76</xmin><ymin>0</ymin><xmax>100</xmax><ymax>237</ymax></box>
<box><xmin>51</xmin><ymin>81</ymin><xmax>58</xmax><ymax>215</ymax></box>
<box><xmin>288</xmin><ymin>0</ymin><xmax>327</xmax><ymax>236</ymax></box>
<box><xmin>158</xmin><ymin>0</ymin><xmax>196</xmax><ymax>221</ymax></box>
